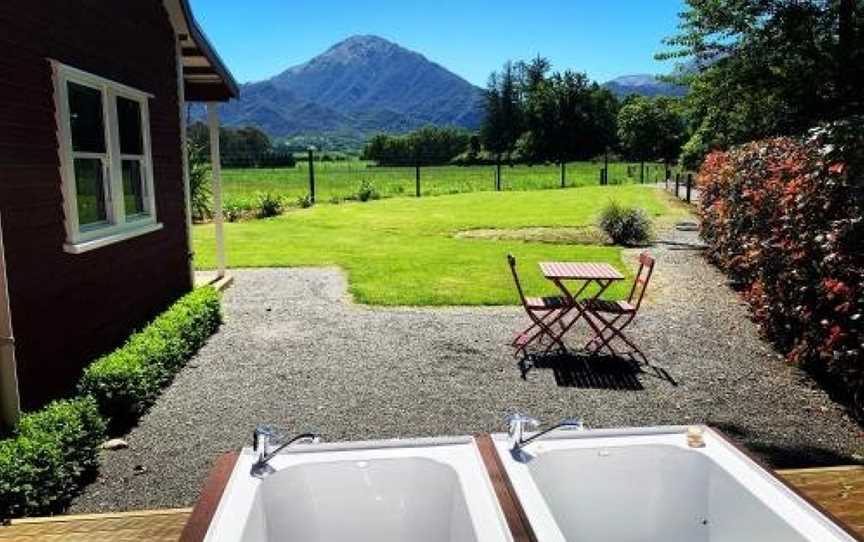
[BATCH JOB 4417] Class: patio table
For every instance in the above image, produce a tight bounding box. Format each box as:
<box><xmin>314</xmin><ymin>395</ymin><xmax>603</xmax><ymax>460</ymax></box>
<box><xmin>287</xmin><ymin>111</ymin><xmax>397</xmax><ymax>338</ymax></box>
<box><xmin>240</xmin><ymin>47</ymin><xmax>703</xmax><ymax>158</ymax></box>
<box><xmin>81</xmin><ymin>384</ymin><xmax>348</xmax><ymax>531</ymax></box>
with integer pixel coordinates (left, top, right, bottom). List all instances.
<box><xmin>539</xmin><ymin>261</ymin><xmax>625</xmax><ymax>345</ymax></box>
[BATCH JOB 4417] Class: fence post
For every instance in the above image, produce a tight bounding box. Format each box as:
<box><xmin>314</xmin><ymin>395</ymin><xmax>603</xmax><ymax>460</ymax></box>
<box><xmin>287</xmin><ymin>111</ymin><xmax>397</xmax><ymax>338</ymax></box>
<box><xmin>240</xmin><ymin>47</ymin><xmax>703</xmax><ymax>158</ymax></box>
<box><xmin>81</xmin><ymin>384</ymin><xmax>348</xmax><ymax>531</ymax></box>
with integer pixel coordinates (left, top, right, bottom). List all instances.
<box><xmin>675</xmin><ymin>173</ymin><xmax>680</xmax><ymax>199</ymax></box>
<box><xmin>560</xmin><ymin>161</ymin><xmax>566</xmax><ymax>188</ymax></box>
<box><xmin>665</xmin><ymin>165</ymin><xmax>670</xmax><ymax>189</ymax></box>
<box><xmin>307</xmin><ymin>147</ymin><xmax>316</xmax><ymax>204</ymax></box>
<box><xmin>496</xmin><ymin>158</ymin><xmax>502</xmax><ymax>191</ymax></box>
<box><xmin>415</xmin><ymin>162</ymin><xmax>421</xmax><ymax>197</ymax></box>
<box><xmin>640</xmin><ymin>161</ymin><xmax>645</xmax><ymax>184</ymax></box>
<box><xmin>686</xmin><ymin>173</ymin><xmax>693</xmax><ymax>203</ymax></box>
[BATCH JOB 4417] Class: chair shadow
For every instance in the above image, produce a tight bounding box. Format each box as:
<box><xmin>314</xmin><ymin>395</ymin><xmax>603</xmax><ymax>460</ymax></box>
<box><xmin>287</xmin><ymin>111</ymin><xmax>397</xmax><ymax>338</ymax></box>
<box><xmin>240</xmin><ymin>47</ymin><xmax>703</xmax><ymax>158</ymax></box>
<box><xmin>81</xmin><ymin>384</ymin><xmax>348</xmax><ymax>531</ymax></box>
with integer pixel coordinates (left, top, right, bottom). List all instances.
<box><xmin>521</xmin><ymin>351</ymin><xmax>677</xmax><ymax>390</ymax></box>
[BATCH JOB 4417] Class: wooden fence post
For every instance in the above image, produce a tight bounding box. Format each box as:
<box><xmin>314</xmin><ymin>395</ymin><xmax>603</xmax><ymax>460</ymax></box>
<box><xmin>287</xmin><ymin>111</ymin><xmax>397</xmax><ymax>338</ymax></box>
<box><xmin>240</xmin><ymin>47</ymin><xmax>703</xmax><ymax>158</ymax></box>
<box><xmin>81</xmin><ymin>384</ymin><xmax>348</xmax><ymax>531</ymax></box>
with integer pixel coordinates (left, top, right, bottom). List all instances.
<box><xmin>496</xmin><ymin>158</ymin><xmax>502</xmax><ymax>191</ymax></box>
<box><xmin>686</xmin><ymin>173</ymin><xmax>693</xmax><ymax>203</ymax></box>
<box><xmin>560</xmin><ymin>161</ymin><xmax>566</xmax><ymax>188</ymax></box>
<box><xmin>675</xmin><ymin>173</ymin><xmax>680</xmax><ymax>199</ymax></box>
<box><xmin>415</xmin><ymin>162</ymin><xmax>421</xmax><ymax>198</ymax></box>
<box><xmin>640</xmin><ymin>161</ymin><xmax>645</xmax><ymax>184</ymax></box>
<box><xmin>307</xmin><ymin>147</ymin><xmax>316</xmax><ymax>204</ymax></box>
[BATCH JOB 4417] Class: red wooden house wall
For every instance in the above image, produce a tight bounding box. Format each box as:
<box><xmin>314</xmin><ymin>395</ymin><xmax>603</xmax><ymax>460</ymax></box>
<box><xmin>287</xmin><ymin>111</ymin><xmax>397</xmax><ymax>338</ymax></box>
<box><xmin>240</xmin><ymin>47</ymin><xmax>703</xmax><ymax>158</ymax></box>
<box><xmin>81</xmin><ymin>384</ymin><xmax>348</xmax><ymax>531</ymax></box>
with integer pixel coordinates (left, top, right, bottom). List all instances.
<box><xmin>0</xmin><ymin>1</ymin><xmax>192</xmax><ymax>409</ymax></box>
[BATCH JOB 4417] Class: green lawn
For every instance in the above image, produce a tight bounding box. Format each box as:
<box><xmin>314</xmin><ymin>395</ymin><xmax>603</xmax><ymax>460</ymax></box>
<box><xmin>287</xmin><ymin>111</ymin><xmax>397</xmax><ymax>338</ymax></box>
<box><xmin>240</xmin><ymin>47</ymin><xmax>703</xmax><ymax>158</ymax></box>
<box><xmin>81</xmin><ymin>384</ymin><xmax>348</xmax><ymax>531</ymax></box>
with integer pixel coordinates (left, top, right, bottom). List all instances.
<box><xmin>221</xmin><ymin>160</ymin><xmax>671</xmax><ymax>205</ymax></box>
<box><xmin>194</xmin><ymin>185</ymin><xmax>686</xmax><ymax>305</ymax></box>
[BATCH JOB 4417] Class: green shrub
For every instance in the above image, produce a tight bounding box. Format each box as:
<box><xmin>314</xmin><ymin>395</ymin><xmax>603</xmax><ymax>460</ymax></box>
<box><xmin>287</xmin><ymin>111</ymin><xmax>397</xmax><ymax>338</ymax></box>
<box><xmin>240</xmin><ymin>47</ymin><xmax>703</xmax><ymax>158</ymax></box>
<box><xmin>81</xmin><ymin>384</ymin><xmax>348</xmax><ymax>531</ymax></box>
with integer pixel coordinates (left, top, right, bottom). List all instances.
<box><xmin>79</xmin><ymin>287</ymin><xmax>221</xmax><ymax>427</ymax></box>
<box><xmin>699</xmin><ymin>120</ymin><xmax>864</xmax><ymax>417</ymax></box>
<box><xmin>296</xmin><ymin>194</ymin><xmax>314</xmax><ymax>208</ymax></box>
<box><xmin>255</xmin><ymin>192</ymin><xmax>284</xmax><ymax>218</ymax></box>
<box><xmin>0</xmin><ymin>398</ymin><xmax>105</xmax><ymax>520</ymax></box>
<box><xmin>598</xmin><ymin>200</ymin><xmax>652</xmax><ymax>246</ymax></box>
<box><xmin>356</xmin><ymin>179</ymin><xmax>380</xmax><ymax>202</ymax></box>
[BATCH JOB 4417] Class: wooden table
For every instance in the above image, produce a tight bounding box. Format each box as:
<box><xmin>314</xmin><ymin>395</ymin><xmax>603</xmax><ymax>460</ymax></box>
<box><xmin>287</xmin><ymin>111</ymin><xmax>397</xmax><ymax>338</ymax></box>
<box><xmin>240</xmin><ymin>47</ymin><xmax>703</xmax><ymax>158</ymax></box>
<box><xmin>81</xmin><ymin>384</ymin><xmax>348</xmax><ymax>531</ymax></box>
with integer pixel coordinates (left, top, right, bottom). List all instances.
<box><xmin>539</xmin><ymin>262</ymin><xmax>625</xmax><ymax>346</ymax></box>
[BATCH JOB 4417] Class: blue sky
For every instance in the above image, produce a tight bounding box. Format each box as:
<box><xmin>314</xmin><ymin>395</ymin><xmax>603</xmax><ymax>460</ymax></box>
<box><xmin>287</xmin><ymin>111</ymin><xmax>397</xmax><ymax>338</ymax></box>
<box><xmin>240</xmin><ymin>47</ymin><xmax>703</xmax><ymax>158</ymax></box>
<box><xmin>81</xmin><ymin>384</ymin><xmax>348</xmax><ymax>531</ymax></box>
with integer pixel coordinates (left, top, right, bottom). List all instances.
<box><xmin>190</xmin><ymin>1</ymin><xmax>687</xmax><ymax>86</ymax></box>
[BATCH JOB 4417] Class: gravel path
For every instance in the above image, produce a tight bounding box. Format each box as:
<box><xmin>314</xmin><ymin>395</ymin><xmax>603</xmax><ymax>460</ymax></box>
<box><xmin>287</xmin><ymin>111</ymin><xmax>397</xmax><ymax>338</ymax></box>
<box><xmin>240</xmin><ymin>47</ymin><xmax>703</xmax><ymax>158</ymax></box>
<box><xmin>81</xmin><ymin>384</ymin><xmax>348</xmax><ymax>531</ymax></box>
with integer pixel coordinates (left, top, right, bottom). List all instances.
<box><xmin>71</xmin><ymin>244</ymin><xmax>864</xmax><ymax>513</ymax></box>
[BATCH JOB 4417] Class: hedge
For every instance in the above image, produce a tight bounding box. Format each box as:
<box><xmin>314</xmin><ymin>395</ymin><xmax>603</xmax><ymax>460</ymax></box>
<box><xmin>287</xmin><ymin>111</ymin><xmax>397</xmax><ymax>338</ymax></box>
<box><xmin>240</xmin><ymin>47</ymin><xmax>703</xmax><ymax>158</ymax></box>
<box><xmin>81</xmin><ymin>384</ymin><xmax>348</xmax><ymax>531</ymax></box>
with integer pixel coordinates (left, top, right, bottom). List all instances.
<box><xmin>0</xmin><ymin>398</ymin><xmax>105</xmax><ymax>520</ymax></box>
<box><xmin>79</xmin><ymin>286</ymin><xmax>222</xmax><ymax>427</ymax></box>
<box><xmin>699</xmin><ymin>119</ymin><xmax>864</xmax><ymax>417</ymax></box>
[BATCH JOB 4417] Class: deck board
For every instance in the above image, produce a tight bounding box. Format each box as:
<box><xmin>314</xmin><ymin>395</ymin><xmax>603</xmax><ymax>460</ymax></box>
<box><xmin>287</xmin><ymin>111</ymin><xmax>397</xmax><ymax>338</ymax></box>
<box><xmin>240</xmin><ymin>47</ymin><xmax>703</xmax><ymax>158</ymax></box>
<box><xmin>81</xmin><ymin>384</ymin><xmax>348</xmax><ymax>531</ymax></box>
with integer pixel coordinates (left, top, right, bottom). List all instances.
<box><xmin>1</xmin><ymin>466</ymin><xmax>862</xmax><ymax>541</ymax></box>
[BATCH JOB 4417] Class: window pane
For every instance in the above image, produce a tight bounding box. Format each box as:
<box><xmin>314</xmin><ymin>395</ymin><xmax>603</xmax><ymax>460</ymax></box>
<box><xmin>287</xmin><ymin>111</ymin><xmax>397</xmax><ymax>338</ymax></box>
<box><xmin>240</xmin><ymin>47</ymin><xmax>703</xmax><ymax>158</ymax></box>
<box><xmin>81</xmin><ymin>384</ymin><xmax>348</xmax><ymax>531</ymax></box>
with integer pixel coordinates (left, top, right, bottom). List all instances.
<box><xmin>73</xmin><ymin>158</ymin><xmax>107</xmax><ymax>227</ymax></box>
<box><xmin>117</xmin><ymin>97</ymin><xmax>143</xmax><ymax>155</ymax></box>
<box><xmin>122</xmin><ymin>160</ymin><xmax>146</xmax><ymax>217</ymax></box>
<box><xmin>68</xmin><ymin>82</ymin><xmax>105</xmax><ymax>153</ymax></box>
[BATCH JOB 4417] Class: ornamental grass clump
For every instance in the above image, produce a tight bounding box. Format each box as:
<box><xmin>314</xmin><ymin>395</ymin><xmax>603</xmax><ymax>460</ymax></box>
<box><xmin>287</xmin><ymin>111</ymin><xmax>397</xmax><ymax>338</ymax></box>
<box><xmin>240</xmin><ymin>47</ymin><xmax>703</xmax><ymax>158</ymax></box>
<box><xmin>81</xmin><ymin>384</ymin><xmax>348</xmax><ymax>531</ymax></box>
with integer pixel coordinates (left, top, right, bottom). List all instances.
<box><xmin>698</xmin><ymin>118</ymin><xmax>864</xmax><ymax>418</ymax></box>
<box><xmin>598</xmin><ymin>200</ymin><xmax>652</xmax><ymax>246</ymax></box>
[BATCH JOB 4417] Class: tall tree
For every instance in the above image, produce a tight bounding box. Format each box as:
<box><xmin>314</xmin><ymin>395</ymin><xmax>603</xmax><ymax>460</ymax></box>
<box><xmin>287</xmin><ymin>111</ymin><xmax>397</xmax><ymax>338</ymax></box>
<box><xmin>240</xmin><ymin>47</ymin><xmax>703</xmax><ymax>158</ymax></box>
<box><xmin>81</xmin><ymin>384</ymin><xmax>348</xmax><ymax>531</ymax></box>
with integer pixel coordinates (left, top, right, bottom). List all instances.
<box><xmin>480</xmin><ymin>62</ymin><xmax>524</xmax><ymax>161</ymax></box>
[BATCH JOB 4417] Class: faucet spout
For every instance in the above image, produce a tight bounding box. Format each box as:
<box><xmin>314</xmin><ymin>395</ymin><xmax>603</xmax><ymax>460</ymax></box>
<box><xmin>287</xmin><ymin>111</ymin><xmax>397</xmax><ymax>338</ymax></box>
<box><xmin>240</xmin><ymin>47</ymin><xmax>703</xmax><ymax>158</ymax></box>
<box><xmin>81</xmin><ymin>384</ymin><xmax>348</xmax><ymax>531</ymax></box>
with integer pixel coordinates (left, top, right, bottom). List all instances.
<box><xmin>251</xmin><ymin>425</ymin><xmax>321</xmax><ymax>478</ymax></box>
<box><xmin>506</xmin><ymin>413</ymin><xmax>584</xmax><ymax>452</ymax></box>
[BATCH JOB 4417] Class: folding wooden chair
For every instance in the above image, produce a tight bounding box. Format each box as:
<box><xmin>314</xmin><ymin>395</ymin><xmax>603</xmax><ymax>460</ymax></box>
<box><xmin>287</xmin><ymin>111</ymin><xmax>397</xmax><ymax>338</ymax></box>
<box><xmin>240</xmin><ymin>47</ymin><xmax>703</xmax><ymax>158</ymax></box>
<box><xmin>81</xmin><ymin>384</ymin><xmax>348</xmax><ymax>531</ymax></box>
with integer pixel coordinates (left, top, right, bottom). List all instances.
<box><xmin>507</xmin><ymin>254</ymin><xmax>574</xmax><ymax>358</ymax></box>
<box><xmin>582</xmin><ymin>252</ymin><xmax>655</xmax><ymax>361</ymax></box>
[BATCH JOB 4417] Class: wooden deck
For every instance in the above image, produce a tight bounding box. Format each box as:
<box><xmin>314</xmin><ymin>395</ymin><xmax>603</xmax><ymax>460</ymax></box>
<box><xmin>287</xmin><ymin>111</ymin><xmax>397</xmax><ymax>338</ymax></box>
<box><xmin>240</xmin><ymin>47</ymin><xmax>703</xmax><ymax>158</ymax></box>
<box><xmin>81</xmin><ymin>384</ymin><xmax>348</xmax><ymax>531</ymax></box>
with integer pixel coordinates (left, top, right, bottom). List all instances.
<box><xmin>1</xmin><ymin>466</ymin><xmax>862</xmax><ymax>541</ymax></box>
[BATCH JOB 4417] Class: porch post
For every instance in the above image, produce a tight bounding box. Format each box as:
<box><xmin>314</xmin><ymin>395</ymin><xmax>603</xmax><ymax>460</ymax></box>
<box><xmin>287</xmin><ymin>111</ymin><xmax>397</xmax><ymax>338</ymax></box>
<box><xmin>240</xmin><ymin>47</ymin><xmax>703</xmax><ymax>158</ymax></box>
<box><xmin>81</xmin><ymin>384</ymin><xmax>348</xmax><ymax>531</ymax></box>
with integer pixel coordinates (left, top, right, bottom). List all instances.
<box><xmin>207</xmin><ymin>103</ymin><xmax>226</xmax><ymax>279</ymax></box>
<box><xmin>0</xmin><ymin>212</ymin><xmax>20</xmax><ymax>427</ymax></box>
<box><xmin>176</xmin><ymin>38</ymin><xmax>194</xmax><ymax>286</ymax></box>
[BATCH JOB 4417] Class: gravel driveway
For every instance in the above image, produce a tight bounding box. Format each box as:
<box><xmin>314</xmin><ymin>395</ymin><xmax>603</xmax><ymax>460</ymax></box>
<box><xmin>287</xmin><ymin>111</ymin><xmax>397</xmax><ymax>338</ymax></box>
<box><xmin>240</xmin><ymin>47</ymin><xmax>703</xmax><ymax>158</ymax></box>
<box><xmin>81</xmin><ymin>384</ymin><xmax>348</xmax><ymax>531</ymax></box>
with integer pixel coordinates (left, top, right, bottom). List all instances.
<box><xmin>71</xmin><ymin>244</ymin><xmax>864</xmax><ymax>512</ymax></box>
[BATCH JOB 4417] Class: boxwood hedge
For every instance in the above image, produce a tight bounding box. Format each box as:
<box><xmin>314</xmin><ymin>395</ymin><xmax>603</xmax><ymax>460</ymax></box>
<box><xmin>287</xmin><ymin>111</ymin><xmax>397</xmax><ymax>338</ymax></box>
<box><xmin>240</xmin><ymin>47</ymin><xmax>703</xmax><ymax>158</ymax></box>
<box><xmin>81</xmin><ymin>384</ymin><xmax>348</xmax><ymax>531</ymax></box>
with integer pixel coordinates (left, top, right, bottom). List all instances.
<box><xmin>0</xmin><ymin>397</ymin><xmax>105</xmax><ymax>520</ymax></box>
<box><xmin>0</xmin><ymin>287</ymin><xmax>222</xmax><ymax>521</ymax></box>
<box><xmin>79</xmin><ymin>286</ymin><xmax>222</xmax><ymax>428</ymax></box>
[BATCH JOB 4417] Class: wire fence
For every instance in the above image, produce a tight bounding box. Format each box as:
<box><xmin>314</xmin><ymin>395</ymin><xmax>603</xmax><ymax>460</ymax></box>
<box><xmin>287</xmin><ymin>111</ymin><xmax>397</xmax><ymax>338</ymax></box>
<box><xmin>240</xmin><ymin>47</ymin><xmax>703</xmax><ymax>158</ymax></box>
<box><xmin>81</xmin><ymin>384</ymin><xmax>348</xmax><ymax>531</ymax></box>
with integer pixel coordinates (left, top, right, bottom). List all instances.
<box><xmin>211</xmin><ymin>151</ymin><xmax>674</xmax><ymax>208</ymax></box>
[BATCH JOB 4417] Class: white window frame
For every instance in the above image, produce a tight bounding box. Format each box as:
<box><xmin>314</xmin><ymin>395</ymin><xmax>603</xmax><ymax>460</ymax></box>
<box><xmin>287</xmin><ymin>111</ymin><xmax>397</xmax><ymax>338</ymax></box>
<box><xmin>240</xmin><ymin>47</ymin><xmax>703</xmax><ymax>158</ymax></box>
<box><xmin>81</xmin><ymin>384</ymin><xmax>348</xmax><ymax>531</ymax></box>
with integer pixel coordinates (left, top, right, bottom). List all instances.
<box><xmin>52</xmin><ymin>61</ymin><xmax>162</xmax><ymax>254</ymax></box>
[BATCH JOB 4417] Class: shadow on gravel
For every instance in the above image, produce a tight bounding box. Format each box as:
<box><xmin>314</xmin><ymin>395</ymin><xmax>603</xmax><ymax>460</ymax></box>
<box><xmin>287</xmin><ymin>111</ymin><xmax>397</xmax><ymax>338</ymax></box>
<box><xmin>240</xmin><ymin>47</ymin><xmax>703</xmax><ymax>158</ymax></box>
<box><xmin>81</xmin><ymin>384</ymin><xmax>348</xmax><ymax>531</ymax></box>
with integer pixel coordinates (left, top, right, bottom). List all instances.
<box><xmin>522</xmin><ymin>352</ymin><xmax>676</xmax><ymax>390</ymax></box>
<box><xmin>708</xmin><ymin>421</ymin><xmax>861</xmax><ymax>468</ymax></box>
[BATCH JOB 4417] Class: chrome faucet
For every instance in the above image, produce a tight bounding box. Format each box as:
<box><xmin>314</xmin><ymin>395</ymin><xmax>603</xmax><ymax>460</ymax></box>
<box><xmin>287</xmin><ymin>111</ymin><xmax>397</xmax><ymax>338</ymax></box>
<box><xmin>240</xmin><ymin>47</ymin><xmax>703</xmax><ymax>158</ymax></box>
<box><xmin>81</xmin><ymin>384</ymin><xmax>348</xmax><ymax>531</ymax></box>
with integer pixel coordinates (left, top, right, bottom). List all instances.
<box><xmin>251</xmin><ymin>424</ymin><xmax>321</xmax><ymax>478</ymax></box>
<box><xmin>506</xmin><ymin>413</ymin><xmax>584</xmax><ymax>451</ymax></box>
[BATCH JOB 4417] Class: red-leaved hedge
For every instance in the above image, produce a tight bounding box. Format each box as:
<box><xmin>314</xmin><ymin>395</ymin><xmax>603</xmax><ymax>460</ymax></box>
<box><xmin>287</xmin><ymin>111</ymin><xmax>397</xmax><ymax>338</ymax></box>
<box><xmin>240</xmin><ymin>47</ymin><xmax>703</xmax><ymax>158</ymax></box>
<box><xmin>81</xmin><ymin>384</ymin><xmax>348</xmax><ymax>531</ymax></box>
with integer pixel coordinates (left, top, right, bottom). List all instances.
<box><xmin>698</xmin><ymin>121</ymin><xmax>864</xmax><ymax>417</ymax></box>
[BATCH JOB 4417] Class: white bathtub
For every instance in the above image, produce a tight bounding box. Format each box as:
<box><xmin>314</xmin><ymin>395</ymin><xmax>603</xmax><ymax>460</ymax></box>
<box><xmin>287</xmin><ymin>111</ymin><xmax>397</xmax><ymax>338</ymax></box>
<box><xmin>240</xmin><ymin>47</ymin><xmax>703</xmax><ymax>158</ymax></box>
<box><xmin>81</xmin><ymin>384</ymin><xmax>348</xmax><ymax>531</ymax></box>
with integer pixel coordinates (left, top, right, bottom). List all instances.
<box><xmin>492</xmin><ymin>426</ymin><xmax>856</xmax><ymax>542</ymax></box>
<box><xmin>204</xmin><ymin>436</ymin><xmax>512</xmax><ymax>542</ymax></box>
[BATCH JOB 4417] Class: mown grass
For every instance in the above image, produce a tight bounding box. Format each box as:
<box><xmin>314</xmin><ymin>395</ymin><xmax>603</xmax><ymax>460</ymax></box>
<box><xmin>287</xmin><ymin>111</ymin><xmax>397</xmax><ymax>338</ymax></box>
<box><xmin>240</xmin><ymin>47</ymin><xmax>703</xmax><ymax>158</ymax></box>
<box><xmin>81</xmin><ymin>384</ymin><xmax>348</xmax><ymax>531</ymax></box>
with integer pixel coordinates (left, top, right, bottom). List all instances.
<box><xmin>194</xmin><ymin>185</ymin><xmax>687</xmax><ymax>306</ymax></box>
<box><xmin>221</xmin><ymin>160</ymin><xmax>670</xmax><ymax>204</ymax></box>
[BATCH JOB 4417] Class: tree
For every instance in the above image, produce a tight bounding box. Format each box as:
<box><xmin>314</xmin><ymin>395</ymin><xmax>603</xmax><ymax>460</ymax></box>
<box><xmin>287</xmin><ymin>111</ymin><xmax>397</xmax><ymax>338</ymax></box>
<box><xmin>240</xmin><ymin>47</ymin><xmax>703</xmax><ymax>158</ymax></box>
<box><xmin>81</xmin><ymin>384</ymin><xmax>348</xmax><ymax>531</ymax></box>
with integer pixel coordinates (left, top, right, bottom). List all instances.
<box><xmin>660</xmin><ymin>0</ymin><xmax>864</xmax><ymax>167</ymax></box>
<box><xmin>617</xmin><ymin>97</ymin><xmax>685</xmax><ymax>169</ymax></box>
<box><xmin>480</xmin><ymin>62</ymin><xmax>523</xmax><ymax>161</ymax></box>
<box><xmin>360</xmin><ymin>127</ymin><xmax>471</xmax><ymax>166</ymax></box>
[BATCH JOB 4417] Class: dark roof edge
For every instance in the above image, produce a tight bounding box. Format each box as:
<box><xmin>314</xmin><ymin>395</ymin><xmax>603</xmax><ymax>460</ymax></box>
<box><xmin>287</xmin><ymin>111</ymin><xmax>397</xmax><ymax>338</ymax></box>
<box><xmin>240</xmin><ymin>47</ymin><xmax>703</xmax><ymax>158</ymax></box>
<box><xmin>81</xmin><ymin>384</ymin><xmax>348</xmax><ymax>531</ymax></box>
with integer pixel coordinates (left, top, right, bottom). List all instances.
<box><xmin>174</xmin><ymin>0</ymin><xmax>240</xmax><ymax>99</ymax></box>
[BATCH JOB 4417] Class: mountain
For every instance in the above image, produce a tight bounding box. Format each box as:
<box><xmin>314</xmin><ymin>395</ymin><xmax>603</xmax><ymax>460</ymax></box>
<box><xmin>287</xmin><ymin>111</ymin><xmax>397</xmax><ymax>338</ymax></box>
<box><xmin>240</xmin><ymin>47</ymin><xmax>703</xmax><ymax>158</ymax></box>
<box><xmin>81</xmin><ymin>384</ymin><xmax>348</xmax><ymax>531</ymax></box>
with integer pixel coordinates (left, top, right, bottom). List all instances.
<box><xmin>210</xmin><ymin>35</ymin><xmax>484</xmax><ymax>143</ymax></box>
<box><xmin>602</xmin><ymin>74</ymin><xmax>687</xmax><ymax>98</ymax></box>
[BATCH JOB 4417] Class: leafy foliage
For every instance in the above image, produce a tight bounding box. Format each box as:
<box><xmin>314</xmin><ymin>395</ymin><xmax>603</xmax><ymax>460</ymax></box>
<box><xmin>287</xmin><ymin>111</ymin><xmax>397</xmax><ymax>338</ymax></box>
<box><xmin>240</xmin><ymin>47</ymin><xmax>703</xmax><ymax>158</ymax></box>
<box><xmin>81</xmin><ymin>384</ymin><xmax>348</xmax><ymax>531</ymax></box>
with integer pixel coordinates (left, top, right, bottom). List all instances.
<box><xmin>0</xmin><ymin>398</ymin><xmax>105</xmax><ymax>520</ymax></box>
<box><xmin>188</xmin><ymin>122</ymin><xmax>296</xmax><ymax>168</ymax></box>
<box><xmin>617</xmin><ymin>96</ymin><xmax>685</xmax><ymax>164</ymax></box>
<box><xmin>361</xmin><ymin>126</ymin><xmax>471</xmax><ymax>166</ymax></box>
<box><xmin>598</xmin><ymin>200</ymin><xmax>652</xmax><ymax>246</ymax></box>
<box><xmin>354</xmin><ymin>179</ymin><xmax>380</xmax><ymax>202</ymax></box>
<box><xmin>661</xmin><ymin>0</ymin><xmax>864</xmax><ymax>167</ymax></box>
<box><xmin>699</xmin><ymin>118</ymin><xmax>864</xmax><ymax>417</ymax></box>
<box><xmin>78</xmin><ymin>288</ymin><xmax>222</xmax><ymax>429</ymax></box>
<box><xmin>255</xmin><ymin>192</ymin><xmax>284</xmax><ymax>218</ymax></box>
<box><xmin>188</xmin><ymin>138</ymin><xmax>212</xmax><ymax>222</ymax></box>
<box><xmin>481</xmin><ymin>58</ymin><xmax>620</xmax><ymax>163</ymax></box>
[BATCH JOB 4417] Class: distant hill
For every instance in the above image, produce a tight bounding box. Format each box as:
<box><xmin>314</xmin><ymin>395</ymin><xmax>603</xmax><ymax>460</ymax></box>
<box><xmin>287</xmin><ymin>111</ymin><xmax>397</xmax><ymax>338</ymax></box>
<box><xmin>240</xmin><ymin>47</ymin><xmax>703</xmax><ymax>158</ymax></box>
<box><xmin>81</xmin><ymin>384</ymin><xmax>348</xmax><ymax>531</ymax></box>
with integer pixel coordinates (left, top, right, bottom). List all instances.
<box><xmin>208</xmin><ymin>35</ymin><xmax>484</xmax><ymax>145</ymax></box>
<box><xmin>602</xmin><ymin>74</ymin><xmax>687</xmax><ymax>98</ymax></box>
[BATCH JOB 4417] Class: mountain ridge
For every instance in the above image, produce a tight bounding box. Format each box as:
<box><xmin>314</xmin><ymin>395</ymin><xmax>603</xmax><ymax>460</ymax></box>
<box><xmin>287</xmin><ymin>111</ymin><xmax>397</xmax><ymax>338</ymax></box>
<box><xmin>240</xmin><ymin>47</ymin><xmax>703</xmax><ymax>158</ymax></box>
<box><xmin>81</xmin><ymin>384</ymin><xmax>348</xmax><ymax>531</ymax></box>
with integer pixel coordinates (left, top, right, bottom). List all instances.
<box><xmin>210</xmin><ymin>35</ymin><xmax>484</xmax><ymax>143</ymax></box>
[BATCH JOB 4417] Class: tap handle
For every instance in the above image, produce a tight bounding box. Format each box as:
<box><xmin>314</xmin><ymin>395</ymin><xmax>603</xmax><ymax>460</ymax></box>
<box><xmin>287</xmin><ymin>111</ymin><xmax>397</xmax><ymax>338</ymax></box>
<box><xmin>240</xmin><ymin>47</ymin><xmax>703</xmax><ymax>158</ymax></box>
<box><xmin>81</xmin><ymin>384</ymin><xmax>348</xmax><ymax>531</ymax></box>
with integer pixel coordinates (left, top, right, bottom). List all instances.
<box><xmin>506</xmin><ymin>413</ymin><xmax>540</xmax><ymax>432</ymax></box>
<box><xmin>253</xmin><ymin>424</ymin><xmax>279</xmax><ymax>452</ymax></box>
